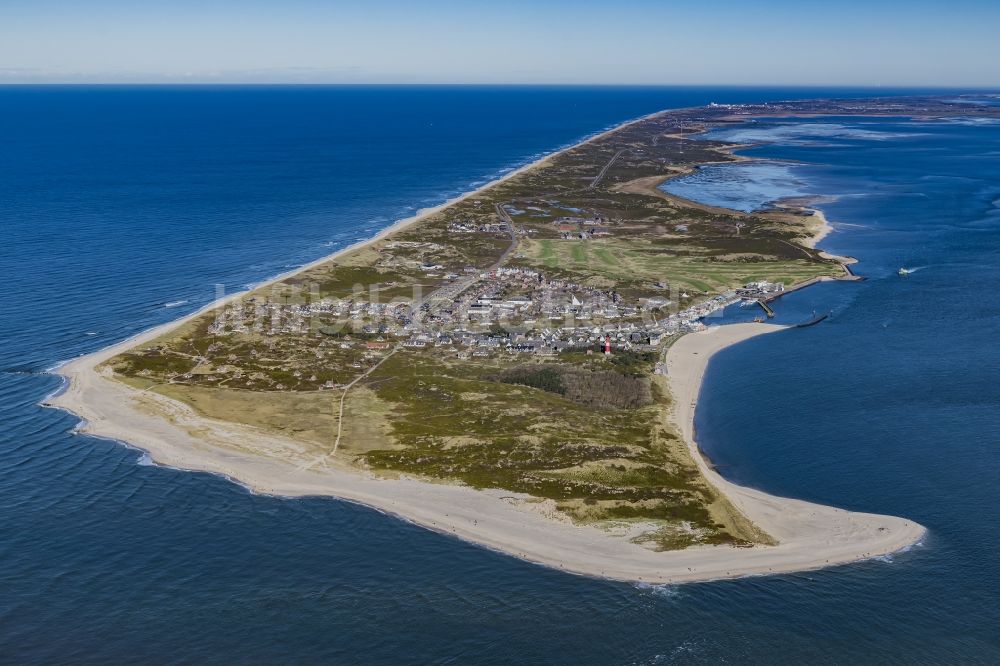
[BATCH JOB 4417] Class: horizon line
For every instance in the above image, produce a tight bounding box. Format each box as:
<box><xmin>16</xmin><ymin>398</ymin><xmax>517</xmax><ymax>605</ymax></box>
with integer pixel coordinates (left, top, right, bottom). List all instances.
<box><xmin>1</xmin><ymin>82</ymin><xmax>998</xmax><ymax>90</ymax></box>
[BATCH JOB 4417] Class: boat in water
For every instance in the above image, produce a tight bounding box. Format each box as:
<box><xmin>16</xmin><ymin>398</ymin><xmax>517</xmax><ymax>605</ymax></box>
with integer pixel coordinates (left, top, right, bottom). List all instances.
<box><xmin>899</xmin><ymin>267</ymin><xmax>912</xmax><ymax>275</ymax></box>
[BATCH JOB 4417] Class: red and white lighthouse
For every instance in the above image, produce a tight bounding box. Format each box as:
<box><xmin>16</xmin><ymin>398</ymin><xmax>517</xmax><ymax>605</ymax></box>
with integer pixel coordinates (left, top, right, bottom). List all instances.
<box><xmin>603</xmin><ymin>334</ymin><xmax>612</xmax><ymax>355</ymax></box>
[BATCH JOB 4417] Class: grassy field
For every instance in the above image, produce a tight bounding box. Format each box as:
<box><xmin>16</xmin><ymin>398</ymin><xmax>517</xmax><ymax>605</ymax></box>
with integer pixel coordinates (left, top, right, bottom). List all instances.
<box><xmin>154</xmin><ymin>383</ymin><xmax>339</xmax><ymax>451</ymax></box>
<box><xmin>519</xmin><ymin>237</ymin><xmax>840</xmax><ymax>293</ymax></box>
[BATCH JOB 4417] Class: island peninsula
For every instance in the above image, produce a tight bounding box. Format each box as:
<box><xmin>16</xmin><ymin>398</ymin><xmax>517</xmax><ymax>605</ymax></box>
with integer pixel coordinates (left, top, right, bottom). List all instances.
<box><xmin>52</xmin><ymin>96</ymin><xmax>997</xmax><ymax>583</ymax></box>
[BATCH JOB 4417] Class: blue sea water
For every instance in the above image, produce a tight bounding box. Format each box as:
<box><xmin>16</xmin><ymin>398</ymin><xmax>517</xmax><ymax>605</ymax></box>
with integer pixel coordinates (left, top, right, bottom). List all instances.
<box><xmin>660</xmin><ymin>161</ymin><xmax>813</xmax><ymax>213</ymax></box>
<box><xmin>2</xmin><ymin>86</ymin><xmax>999</xmax><ymax>663</ymax></box>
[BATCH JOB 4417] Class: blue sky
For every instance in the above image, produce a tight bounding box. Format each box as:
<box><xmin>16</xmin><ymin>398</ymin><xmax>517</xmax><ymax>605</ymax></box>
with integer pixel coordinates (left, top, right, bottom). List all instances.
<box><xmin>2</xmin><ymin>0</ymin><xmax>998</xmax><ymax>85</ymax></box>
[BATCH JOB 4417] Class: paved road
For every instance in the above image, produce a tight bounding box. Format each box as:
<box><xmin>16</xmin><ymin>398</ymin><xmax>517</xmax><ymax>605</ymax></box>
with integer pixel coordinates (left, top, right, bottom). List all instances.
<box><xmin>328</xmin><ymin>200</ymin><xmax>526</xmax><ymax>458</ymax></box>
<box><xmin>589</xmin><ymin>149</ymin><xmax>624</xmax><ymax>190</ymax></box>
<box><xmin>417</xmin><ymin>202</ymin><xmax>519</xmax><ymax>316</ymax></box>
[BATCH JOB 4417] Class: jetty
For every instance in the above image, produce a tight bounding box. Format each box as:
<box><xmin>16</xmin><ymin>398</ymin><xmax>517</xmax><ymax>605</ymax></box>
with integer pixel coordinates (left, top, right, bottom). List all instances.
<box><xmin>795</xmin><ymin>311</ymin><xmax>829</xmax><ymax>328</ymax></box>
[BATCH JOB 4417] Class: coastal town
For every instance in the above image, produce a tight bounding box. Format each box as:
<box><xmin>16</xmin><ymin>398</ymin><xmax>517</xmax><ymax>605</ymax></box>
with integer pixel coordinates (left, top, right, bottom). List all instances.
<box><xmin>203</xmin><ymin>263</ymin><xmax>786</xmax><ymax>375</ymax></box>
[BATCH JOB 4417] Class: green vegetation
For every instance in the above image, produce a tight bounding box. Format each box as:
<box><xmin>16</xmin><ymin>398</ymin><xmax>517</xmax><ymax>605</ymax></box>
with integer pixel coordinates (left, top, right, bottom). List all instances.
<box><xmin>498</xmin><ymin>366</ymin><xmax>566</xmax><ymax>395</ymax></box>
<box><xmin>497</xmin><ymin>364</ymin><xmax>653</xmax><ymax>410</ymax></box>
<box><xmin>515</xmin><ymin>237</ymin><xmax>839</xmax><ymax>296</ymax></box>
<box><xmin>359</xmin><ymin>353</ymin><xmax>746</xmax><ymax>547</ymax></box>
<box><xmin>110</xmin><ymin>315</ymin><xmax>375</xmax><ymax>392</ymax></box>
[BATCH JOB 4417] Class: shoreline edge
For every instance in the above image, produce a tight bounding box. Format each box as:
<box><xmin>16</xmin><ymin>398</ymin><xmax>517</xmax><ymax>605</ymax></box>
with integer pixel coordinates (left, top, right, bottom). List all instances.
<box><xmin>45</xmin><ymin>108</ymin><xmax>925</xmax><ymax>584</ymax></box>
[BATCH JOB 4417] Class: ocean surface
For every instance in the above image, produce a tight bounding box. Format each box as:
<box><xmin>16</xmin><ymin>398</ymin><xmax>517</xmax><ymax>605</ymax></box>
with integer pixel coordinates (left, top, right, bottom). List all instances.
<box><xmin>2</xmin><ymin>86</ymin><xmax>998</xmax><ymax>663</ymax></box>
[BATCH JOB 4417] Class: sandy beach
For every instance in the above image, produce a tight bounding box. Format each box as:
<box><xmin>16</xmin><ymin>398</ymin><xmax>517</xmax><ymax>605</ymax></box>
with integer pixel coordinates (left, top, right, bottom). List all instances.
<box><xmin>45</xmin><ymin>109</ymin><xmax>924</xmax><ymax>584</ymax></box>
<box><xmin>48</xmin><ymin>317</ymin><xmax>924</xmax><ymax>584</ymax></box>
<box><xmin>805</xmin><ymin>207</ymin><xmax>833</xmax><ymax>247</ymax></box>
